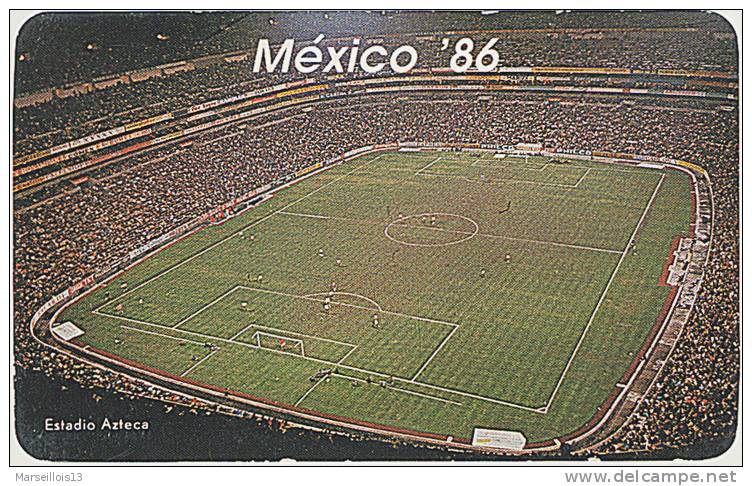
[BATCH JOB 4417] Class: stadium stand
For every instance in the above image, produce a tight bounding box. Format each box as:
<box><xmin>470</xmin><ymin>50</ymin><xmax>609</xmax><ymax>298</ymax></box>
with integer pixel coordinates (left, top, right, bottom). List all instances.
<box><xmin>13</xmin><ymin>11</ymin><xmax>738</xmax><ymax>458</ymax></box>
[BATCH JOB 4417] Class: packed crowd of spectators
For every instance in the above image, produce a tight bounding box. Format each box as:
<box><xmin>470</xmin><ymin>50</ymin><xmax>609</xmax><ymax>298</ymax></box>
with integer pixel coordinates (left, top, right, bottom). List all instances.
<box><xmin>12</xmin><ymin>8</ymin><xmax>738</xmax><ymax>458</ymax></box>
<box><xmin>13</xmin><ymin>59</ymin><xmax>739</xmax><ymax>159</ymax></box>
<box><xmin>13</xmin><ymin>10</ymin><xmax>737</xmax><ymax>157</ymax></box>
<box><xmin>13</xmin><ymin>61</ymin><xmax>281</xmax><ymax>156</ymax></box>
<box><xmin>595</xmin><ymin>111</ymin><xmax>739</xmax><ymax>456</ymax></box>
<box><xmin>14</xmin><ymin>87</ymin><xmax>739</xmax><ymax>455</ymax></box>
<box><xmin>15</xmin><ymin>11</ymin><xmax>735</xmax><ymax>95</ymax></box>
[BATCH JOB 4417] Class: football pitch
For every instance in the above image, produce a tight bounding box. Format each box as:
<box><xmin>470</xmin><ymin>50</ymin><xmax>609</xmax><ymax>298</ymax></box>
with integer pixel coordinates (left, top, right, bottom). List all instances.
<box><xmin>58</xmin><ymin>149</ymin><xmax>692</xmax><ymax>444</ymax></box>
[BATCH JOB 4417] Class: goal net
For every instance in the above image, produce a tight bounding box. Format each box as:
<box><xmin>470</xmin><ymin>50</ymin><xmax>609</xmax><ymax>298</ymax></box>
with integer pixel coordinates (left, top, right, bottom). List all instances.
<box><xmin>252</xmin><ymin>330</ymin><xmax>305</xmax><ymax>357</ymax></box>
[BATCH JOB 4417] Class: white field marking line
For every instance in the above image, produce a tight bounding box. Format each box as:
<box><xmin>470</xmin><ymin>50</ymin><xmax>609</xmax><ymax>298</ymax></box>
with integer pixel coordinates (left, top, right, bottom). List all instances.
<box><xmin>471</xmin><ymin>174</ymin><xmax>580</xmax><ymax>189</ymax></box>
<box><xmin>249</xmin><ymin>323</ymin><xmax>357</xmax><ymax>348</ymax></box>
<box><xmin>304</xmin><ymin>291</ymin><xmax>383</xmax><ymax>312</ymax></box>
<box><xmin>383</xmin><ymin>160</ymin><xmax>473</xmax><ymax>172</ymax></box>
<box><xmin>336</xmin><ymin>345</ymin><xmax>359</xmax><ymax>364</ymax></box>
<box><xmin>101</xmin><ymin>308</ymin><xmax>536</xmax><ymax>411</ymax></box>
<box><xmin>574</xmin><ymin>167</ymin><xmax>592</xmax><ymax>188</ymax></box>
<box><xmin>384</xmin><ymin>212</ymin><xmax>480</xmax><ymax>248</ymax></box>
<box><xmin>252</xmin><ymin>330</ymin><xmax>304</xmax><ymax>347</ymax></box>
<box><xmin>228</xmin><ymin>322</ymin><xmax>257</xmax><ymax>341</ymax></box>
<box><xmin>186</xmin><ymin>284</ymin><xmax>449</xmax><ymax>375</ymax></box>
<box><xmin>101</xmin><ymin>310</ymin><xmax>346</xmax><ymax>365</ymax></box>
<box><xmin>172</xmin><ymin>286</ymin><xmax>240</xmax><ymax>329</ymax></box>
<box><xmin>379</xmin><ymin>383</ymin><xmax>463</xmax><ymax>406</ymax></box>
<box><xmin>237</xmin><ymin>285</ymin><xmax>459</xmax><ymax>330</ymax></box>
<box><xmin>119</xmin><ymin>325</ymin><xmax>222</xmax><ymax>378</ymax></box>
<box><xmin>294</xmin><ymin>377</ymin><xmax>327</xmax><ymax>407</ymax></box>
<box><xmin>414</xmin><ymin>156</ymin><xmax>442</xmax><ymax>175</ymax></box>
<box><xmin>542</xmin><ymin>174</ymin><xmax>666</xmax><ymax>412</ymax></box>
<box><xmin>95</xmin><ymin>153</ymin><xmax>388</xmax><ymax>313</ymax></box>
<box><xmin>512</xmin><ymin>160</ymin><xmax>654</xmax><ymax>175</ymax></box>
<box><xmin>415</xmin><ymin>170</ymin><xmax>585</xmax><ymax>189</ymax></box>
<box><xmin>465</xmin><ymin>173</ymin><xmax>585</xmax><ymax>189</ymax></box>
<box><xmin>293</xmin><ymin>345</ymin><xmax>359</xmax><ymax>407</ymax></box>
<box><xmin>119</xmin><ymin>324</ymin><xmax>206</xmax><ymax>346</ymax></box>
<box><xmin>476</xmin><ymin>153</ymin><xmax>659</xmax><ymax>175</ymax></box>
<box><xmin>183</xmin><ymin>286</ymin><xmax>358</xmax><ymax>348</ymax></box>
<box><xmin>279</xmin><ymin>211</ymin><xmax>332</xmax><ymax>220</ymax></box>
<box><xmin>165</xmin><ymin>285</ymin><xmax>358</xmax><ymax>348</ymax></box>
<box><xmin>279</xmin><ymin>210</ymin><xmax>377</xmax><ymax>221</ymax></box>
<box><xmin>181</xmin><ymin>350</ymin><xmax>219</xmax><ymax>377</ymax></box>
<box><xmin>411</xmin><ymin>160</ymin><xmax>594</xmax><ymax>189</ymax></box>
<box><xmin>250</xmin><ymin>330</ymin><xmax>306</xmax><ymax>356</ymax></box>
<box><xmin>279</xmin><ymin>210</ymin><xmax>621</xmax><ymax>254</ymax></box>
<box><xmin>393</xmin><ymin>158</ymin><xmax>645</xmax><ymax>176</ymax></box>
<box><xmin>471</xmin><ymin>157</ymin><xmax>549</xmax><ymax>172</ymax></box>
<box><xmin>411</xmin><ymin>325</ymin><xmax>459</xmax><ymax>381</ymax></box>
<box><xmin>330</xmin><ymin>373</ymin><xmax>463</xmax><ymax>407</ymax></box>
<box><xmin>479</xmin><ymin>232</ymin><xmax>621</xmax><ymax>254</ymax></box>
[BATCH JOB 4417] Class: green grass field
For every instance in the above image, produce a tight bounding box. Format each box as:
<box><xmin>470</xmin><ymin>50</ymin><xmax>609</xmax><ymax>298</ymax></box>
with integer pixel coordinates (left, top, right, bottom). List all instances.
<box><xmin>58</xmin><ymin>150</ymin><xmax>691</xmax><ymax>443</ymax></box>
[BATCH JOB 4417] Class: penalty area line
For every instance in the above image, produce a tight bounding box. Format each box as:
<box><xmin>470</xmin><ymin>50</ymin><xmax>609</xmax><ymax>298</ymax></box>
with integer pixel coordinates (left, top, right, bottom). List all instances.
<box><xmin>117</xmin><ymin>324</ymin><xmax>221</xmax><ymax>377</ymax></box>
<box><xmin>294</xmin><ymin>376</ymin><xmax>327</xmax><ymax>407</ymax></box>
<box><xmin>102</xmin><ymin>310</ymin><xmax>537</xmax><ymax>412</ymax></box>
<box><xmin>237</xmin><ymin>285</ymin><xmax>460</xmax><ymax>329</ymax></box>
<box><xmin>331</xmin><ymin>373</ymin><xmax>464</xmax><ymax>406</ymax></box>
<box><xmin>181</xmin><ymin>350</ymin><xmax>219</xmax><ymax>377</ymax></box>
<box><xmin>172</xmin><ymin>286</ymin><xmax>240</xmax><ymax>329</ymax></box>
<box><xmin>415</xmin><ymin>156</ymin><xmax>442</xmax><ymax>175</ymax></box>
<box><xmin>294</xmin><ymin>345</ymin><xmax>360</xmax><ymax>407</ymax></box>
<box><xmin>411</xmin><ymin>325</ymin><xmax>459</xmax><ymax>381</ymax></box>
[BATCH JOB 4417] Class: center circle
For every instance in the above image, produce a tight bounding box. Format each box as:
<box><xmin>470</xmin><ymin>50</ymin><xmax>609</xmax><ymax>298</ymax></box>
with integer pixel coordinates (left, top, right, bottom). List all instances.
<box><xmin>384</xmin><ymin>212</ymin><xmax>479</xmax><ymax>247</ymax></box>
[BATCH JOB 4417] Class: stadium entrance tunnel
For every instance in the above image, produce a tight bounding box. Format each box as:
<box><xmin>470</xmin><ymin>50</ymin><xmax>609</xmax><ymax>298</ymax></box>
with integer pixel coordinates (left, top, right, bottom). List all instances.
<box><xmin>384</xmin><ymin>212</ymin><xmax>479</xmax><ymax>247</ymax></box>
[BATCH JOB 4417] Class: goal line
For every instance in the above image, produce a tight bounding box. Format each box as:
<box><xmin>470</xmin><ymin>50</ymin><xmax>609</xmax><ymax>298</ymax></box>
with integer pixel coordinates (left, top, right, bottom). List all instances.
<box><xmin>251</xmin><ymin>330</ymin><xmax>306</xmax><ymax>357</ymax></box>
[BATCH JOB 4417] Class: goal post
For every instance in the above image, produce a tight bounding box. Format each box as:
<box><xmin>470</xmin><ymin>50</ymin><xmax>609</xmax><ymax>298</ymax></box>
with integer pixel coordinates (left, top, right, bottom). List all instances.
<box><xmin>251</xmin><ymin>330</ymin><xmax>305</xmax><ymax>357</ymax></box>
